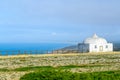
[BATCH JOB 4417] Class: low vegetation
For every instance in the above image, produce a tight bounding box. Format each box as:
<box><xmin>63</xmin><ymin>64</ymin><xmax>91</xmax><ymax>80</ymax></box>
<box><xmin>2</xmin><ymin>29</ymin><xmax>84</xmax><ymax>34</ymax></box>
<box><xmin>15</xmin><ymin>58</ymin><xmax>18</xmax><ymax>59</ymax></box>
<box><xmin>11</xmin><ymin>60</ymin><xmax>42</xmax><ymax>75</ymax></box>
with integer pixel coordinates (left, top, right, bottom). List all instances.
<box><xmin>20</xmin><ymin>69</ymin><xmax>120</xmax><ymax>80</ymax></box>
<box><xmin>14</xmin><ymin>66</ymin><xmax>53</xmax><ymax>71</ymax></box>
<box><xmin>11</xmin><ymin>64</ymin><xmax>107</xmax><ymax>71</ymax></box>
<box><xmin>0</xmin><ymin>52</ymin><xmax>119</xmax><ymax>80</ymax></box>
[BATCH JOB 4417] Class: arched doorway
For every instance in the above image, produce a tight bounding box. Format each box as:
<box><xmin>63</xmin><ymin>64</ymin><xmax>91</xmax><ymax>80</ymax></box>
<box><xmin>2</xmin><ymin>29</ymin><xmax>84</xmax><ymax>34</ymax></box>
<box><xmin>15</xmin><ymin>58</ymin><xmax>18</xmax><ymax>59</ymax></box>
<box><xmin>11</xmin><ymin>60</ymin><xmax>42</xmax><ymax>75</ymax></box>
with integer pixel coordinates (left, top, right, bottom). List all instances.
<box><xmin>99</xmin><ymin>46</ymin><xmax>103</xmax><ymax>51</ymax></box>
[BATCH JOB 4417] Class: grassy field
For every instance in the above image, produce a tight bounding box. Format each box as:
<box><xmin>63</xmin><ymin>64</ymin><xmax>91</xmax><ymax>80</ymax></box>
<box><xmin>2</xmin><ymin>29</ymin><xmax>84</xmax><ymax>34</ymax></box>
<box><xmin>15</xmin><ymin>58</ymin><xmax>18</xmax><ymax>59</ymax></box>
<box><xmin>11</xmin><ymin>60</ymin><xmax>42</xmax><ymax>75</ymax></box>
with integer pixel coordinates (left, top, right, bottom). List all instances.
<box><xmin>0</xmin><ymin>52</ymin><xmax>119</xmax><ymax>80</ymax></box>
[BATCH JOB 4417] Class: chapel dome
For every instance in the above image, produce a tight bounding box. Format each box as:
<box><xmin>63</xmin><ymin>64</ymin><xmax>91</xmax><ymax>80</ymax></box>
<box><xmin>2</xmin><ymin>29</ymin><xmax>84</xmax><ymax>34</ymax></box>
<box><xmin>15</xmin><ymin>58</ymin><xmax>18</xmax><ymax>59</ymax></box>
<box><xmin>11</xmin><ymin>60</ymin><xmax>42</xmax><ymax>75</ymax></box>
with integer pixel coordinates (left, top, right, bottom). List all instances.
<box><xmin>83</xmin><ymin>34</ymin><xmax>107</xmax><ymax>44</ymax></box>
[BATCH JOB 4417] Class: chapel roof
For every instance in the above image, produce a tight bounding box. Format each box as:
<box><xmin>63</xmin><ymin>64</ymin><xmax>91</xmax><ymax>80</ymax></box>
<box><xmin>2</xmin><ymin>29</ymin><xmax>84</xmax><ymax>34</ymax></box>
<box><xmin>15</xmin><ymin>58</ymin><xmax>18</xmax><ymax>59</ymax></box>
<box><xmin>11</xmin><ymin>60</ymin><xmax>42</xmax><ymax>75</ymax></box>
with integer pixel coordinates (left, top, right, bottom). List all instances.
<box><xmin>83</xmin><ymin>34</ymin><xmax>107</xmax><ymax>44</ymax></box>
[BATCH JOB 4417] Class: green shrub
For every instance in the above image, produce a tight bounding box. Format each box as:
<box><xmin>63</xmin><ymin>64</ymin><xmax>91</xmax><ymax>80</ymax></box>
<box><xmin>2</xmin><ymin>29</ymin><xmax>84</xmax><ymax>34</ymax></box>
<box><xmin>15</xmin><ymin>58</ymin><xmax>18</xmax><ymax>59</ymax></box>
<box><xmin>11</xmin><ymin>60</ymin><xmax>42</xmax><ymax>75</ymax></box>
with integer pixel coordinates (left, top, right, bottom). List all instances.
<box><xmin>20</xmin><ymin>70</ymin><xmax>79</xmax><ymax>80</ymax></box>
<box><xmin>20</xmin><ymin>70</ymin><xmax>120</xmax><ymax>80</ymax></box>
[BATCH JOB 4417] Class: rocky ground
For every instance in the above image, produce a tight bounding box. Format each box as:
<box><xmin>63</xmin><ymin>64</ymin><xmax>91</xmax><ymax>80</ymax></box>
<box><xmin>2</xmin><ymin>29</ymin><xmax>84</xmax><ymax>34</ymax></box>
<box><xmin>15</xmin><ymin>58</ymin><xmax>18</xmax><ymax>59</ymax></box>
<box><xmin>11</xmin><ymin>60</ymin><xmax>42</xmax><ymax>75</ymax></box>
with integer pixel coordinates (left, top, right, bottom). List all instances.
<box><xmin>0</xmin><ymin>52</ymin><xmax>120</xmax><ymax>80</ymax></box>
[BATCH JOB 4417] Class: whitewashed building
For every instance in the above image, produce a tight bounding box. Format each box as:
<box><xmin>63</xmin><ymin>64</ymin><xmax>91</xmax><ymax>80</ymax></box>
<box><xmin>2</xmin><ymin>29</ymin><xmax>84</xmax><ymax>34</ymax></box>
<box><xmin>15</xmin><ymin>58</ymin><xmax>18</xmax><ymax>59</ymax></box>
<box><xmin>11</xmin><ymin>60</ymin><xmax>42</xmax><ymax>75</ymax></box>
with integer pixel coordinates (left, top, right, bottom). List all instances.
<box><xmin>78</xmin><ymin>34</ymin><xmax>113</xmax><ymax>53</ymax></box>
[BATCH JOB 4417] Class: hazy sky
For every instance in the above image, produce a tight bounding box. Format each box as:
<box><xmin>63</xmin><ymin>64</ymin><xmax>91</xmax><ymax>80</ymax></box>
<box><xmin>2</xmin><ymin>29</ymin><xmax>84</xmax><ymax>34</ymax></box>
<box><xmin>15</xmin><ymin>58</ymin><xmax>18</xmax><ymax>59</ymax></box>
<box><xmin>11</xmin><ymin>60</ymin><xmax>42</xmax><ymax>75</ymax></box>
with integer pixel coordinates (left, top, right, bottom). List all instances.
<box><xmin>0</xmin><ymin>0</ymin><xmax>120</xmax><ymax>43</ymax></box>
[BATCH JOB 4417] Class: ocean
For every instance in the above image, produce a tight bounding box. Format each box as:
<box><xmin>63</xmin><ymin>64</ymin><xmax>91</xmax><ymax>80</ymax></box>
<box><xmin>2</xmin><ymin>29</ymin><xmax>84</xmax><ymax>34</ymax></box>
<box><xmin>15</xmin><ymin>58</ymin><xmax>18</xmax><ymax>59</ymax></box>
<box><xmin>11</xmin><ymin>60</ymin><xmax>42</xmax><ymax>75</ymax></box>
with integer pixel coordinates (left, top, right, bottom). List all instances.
<box><xmin>0</xmin><ymin>43</ymin><xmax>71</xmax><ymax>55</ymax></box>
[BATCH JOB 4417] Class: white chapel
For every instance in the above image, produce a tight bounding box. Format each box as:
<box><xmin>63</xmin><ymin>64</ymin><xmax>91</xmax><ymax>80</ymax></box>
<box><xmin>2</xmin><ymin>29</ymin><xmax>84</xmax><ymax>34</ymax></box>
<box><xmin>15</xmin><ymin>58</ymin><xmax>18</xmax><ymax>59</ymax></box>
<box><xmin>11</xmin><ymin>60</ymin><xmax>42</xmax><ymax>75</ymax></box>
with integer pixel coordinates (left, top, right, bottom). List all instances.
<box><xmin>78</xmin><ymin>34</ymin><xmax>113</xmax><ymax>53</ymax></box>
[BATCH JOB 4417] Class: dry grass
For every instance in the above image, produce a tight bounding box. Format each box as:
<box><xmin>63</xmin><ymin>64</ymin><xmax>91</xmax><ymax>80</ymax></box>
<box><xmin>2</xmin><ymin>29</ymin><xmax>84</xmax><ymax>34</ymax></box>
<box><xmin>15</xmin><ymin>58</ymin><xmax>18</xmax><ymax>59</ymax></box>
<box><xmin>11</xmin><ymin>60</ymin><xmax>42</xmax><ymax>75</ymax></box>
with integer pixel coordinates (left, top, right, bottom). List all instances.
<box><xmin>0</xmin><ymin>52</ymin><xmax>119</xmax><ymax>80</ymax></box>
<box><xmin>0</xmin><ymin>51</ymin><xmax>119</xmax><ymax>58</ymax></box>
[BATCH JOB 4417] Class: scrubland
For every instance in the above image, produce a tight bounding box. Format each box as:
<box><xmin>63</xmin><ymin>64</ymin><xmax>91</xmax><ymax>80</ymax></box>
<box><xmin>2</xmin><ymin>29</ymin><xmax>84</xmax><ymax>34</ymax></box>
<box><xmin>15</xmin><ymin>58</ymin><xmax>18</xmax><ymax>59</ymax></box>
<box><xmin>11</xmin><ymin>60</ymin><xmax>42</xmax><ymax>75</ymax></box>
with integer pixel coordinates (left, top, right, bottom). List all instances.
<box><xmin>0</xmin><ymin>52</ymin><xmax>119</xmax><ymax>80</ymax></box>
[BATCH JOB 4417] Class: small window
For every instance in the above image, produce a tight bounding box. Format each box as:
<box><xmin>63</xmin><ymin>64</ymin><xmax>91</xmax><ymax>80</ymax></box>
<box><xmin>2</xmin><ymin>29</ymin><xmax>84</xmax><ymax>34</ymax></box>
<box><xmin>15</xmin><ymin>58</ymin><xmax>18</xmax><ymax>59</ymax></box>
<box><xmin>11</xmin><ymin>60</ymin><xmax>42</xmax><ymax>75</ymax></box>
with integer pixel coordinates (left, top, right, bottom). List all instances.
<box><xmin>95</xmin><ymin>45</ymin><xmax>97</xmax><ymax>48</ymax></box>
<box><xmin>106</xmin><ymin>45</ymin><xmax>108</xmax><ymax>48</ymax></box>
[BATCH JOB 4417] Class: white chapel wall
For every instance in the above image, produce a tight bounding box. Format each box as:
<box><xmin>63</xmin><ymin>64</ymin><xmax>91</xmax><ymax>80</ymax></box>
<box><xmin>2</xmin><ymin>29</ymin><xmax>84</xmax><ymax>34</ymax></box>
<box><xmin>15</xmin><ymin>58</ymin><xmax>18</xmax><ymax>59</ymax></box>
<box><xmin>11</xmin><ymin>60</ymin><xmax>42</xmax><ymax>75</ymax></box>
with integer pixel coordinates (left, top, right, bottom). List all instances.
<box><xmin>89</xmin><ymin>43</ymin><xmax>113</xmax><ymax>52</ymax></box>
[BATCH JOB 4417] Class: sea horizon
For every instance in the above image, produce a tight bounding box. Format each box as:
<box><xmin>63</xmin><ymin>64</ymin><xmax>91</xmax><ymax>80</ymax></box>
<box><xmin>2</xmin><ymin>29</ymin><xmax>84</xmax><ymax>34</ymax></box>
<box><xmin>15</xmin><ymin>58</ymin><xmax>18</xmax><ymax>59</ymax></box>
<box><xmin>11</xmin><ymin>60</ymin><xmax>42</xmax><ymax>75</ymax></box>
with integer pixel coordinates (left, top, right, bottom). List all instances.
<box><xmin>0</xmin><ymin>43</ymin><xmax>72</xmax><ymax>51</ymax></box>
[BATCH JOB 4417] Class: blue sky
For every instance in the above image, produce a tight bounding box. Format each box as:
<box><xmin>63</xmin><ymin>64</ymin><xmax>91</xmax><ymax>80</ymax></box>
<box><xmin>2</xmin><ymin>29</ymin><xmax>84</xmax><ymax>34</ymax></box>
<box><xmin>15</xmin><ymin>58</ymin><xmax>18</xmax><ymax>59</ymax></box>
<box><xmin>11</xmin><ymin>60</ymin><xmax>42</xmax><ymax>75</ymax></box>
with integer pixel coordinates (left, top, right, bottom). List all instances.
<box><xmin>0</xmin><ymin>0</ymin><xmax>120</xmax><ymax>43</ymax></box>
